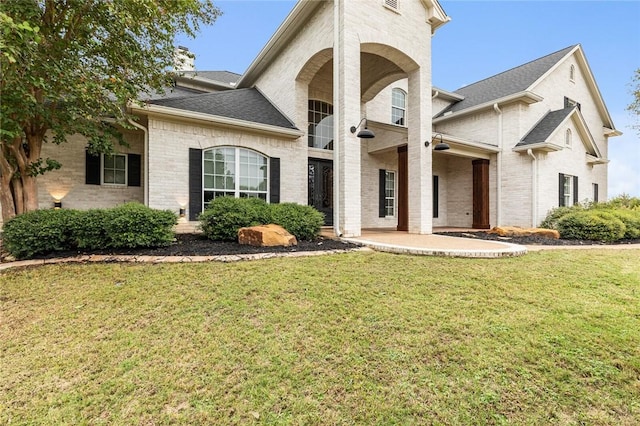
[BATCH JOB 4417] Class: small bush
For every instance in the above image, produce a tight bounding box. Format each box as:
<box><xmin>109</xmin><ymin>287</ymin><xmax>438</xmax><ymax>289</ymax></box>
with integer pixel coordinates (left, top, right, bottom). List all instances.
<box><xmin>103</xmin><ymin>203</ymin><xmax>176</xmax><ymax>248</ymax></box>
<box><xmin>199</xmin><ymin>197</ymin><xmax>270</xmax><ymax>241</ymax></box>
<box><xmin>556</xmin><ymin>211</ymin><xmax>625</xmax><ymax>242</ymax></box>
<box><xmin>199</xmin><ymin>197</ymin><xmax>324</xmax><ymax>241</ymax></box>
<box><xmin>270</xmin><ymin>203</ymin><xmax>324</xmax><ymax>241</ymax></box>
<box><xmin>608</xmin><ymin>209</ymin><xmax>640</xmax><ymax>239</ymax></box>
<box><xmin>540</xmin><ymin>205</ymin><xmax>584</xmax><ymax>229</ymax></box>
<box><xmin>3</xmin><ymin>209</ymin><xmax>81</xmax><ymax>259</ymax></box>
<box><xmin>2</xmin><ymin>203</ymin><xmax>176</xmax><ymax>259</ymax></box>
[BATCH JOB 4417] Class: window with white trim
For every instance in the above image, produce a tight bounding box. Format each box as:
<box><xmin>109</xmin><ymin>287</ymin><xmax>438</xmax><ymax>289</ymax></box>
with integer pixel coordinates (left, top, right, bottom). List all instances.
<box><xmin>565</xmin><ymin>128</ymin><xmax>572</xmax><ymax>148</ymax></box>
<box><xmin>569</xmin><ymin>64</ymin><xmax>575</xmax><ymax>82</ymax></box>
<box><xmin>203</xmin><ymin>147</ymin><xmax>268</xmax><ymax>207</ymax></box>
<box><xmin>102</xmin><ymin>153</ymin><xmax>127</xmax><ymax>185</ymax></box>
<box><xmin>308</xmin><ymin>100</ymin><xmax>334</xmax><ymax>150</ymax></box>
<box><xmin>562</xmin><ymin>174</ymin><xmax>572</xmax><ymax>207</ymax></box>
<box><xmin>385</xmin><ymin>171</ymin><xmax>396</xmax><ymax>217</ymax></box>
<box><xmin>391</xmin><ymin>88</ymin><xmax>406</xmax><ymax>126</ymax></box>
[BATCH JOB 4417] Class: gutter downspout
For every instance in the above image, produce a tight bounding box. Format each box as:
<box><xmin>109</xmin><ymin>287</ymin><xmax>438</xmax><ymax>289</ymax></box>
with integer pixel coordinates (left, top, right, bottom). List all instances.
<box><xmin>432</xmin><ymin>90</ymin><xmax>439</xmax><ymax>99</ymax></box>
<box><xmin>493</xmin><ymin>103</ymin><xmax>502</xmax><ymax>226</ymax></box>
<box><xmin>128</xmin><ymin>119</ymin><xmax>149</xmax><ymax>206</ymax></box>
<box><xmin>332</xmin><ymin>0</ymin><xmax>342</xmax><ymax>237</ymax></box>
<box><xmin>526</xmin><ymin>149</ymin><xmax>537</xmax><ymax>226</ymax></box>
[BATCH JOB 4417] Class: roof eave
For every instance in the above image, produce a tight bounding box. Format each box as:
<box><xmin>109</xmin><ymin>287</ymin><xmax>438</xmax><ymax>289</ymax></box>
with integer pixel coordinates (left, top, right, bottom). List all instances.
<box><xmin>432</xmin><ymin>87</ymin><xmax>465</xmax><ymax>101</ymax></box>
<box><xmin>433</xmin><ymin>91</ymin><xmax>543</xmax><ymax>123</ymax></box>
<box><xmin>604</xmin><ymin>126</ymin><xmax>623</xmax><ymax>137</ymax></box>
<box><xmin>513</xmin><ymin>142</ymin><xmax>564</xmax><ymax>153</ymax></box>
<box><xmin>131</xmin><ymin>103</ymin><xmax>304</xmax><ymax>139</ymax></box>
<box><xmin>586</xmin><ymin>153</ymin><xmax>609</xmax><ymax>165</ymax></box>
<box><xmin>175</xmin><ymin>74</ymin><xmax>236</xmax><ymax>90</ymax></box>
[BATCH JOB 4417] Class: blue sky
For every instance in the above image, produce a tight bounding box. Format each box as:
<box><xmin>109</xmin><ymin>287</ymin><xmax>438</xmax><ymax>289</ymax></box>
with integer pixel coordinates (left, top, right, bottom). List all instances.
<box><xmin>177</xmin><ymin>0</ymin><xmax>640</xmax><ymax>198</ymax></box>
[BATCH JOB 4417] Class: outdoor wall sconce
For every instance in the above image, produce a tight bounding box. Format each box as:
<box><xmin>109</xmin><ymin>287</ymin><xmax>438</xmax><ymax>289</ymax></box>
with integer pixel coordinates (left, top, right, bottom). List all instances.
<box><xmin>350</xmin><ymin>118</ymin><xmax>375</xmax><ymax>139</ymax></box>
<box><xmin>53</xmin><ymin>200</ymin><xmax>62</xmax><ymax>209</ymax></box>
<box><xmin>179</xmin><ymin>207</ymin><xmax>186</xmax><ymax>217</ymax></box>
<box><xmin>425</xmin><ymin>133</ymin><xmax>450</xmax><ymax>151</ymax></box>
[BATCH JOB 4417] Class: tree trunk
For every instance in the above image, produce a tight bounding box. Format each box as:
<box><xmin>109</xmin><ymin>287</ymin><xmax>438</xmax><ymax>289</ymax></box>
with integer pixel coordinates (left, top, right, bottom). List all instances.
<box><xmin>0</xmin><ymin>180</ymin><xmax>16</xmax><ymax>222</ymax></box>
<box><xmin>21</xmin><ymin>175</ymin><xmax>39</xmax><ymax>212</ymax></box>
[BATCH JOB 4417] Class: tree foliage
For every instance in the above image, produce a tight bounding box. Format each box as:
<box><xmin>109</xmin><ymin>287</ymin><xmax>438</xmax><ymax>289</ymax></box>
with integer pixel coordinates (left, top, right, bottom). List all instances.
<box><xmin>0</xmin><ymin>0</ymin><xmax>220</xmax><ymax>221</ymax></box>
<box><xmin>628</xmin><ymin>68</ymin><xmax>640</xmax><ymax>135</ymax></box>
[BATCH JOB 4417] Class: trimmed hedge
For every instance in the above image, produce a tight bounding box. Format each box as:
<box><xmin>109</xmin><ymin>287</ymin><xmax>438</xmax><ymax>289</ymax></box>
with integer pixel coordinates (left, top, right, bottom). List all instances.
<box><xmin>556</xmin><ymin>211</ymin><xmax>625</xmax><ymax>242</ymax></box>
<box><xmin>2</xmin><ymin>209</ymin><xmax>81</xmax><ymax>259</ymax></box>
<box><xmin>3</xmin><ymin>203</ymin><xmax>177</xmax><ymax>259</ymax></box>
<box><xmin>540</xmin><ymin>195</ymin><xmax>640</xmax><ymax>242</ymax></box>
<box><xmin>199</xmin><ymin>197</ymin><xmax>324</xmax><ymax>241</ymax></box>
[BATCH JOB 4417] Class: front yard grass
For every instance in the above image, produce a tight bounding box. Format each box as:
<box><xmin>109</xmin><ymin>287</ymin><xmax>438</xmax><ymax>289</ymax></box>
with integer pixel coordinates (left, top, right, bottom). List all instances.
<box><xmin>1</xmin><ymin>250</ymin><xmax>639</xmax><ymax>425</ymax></box>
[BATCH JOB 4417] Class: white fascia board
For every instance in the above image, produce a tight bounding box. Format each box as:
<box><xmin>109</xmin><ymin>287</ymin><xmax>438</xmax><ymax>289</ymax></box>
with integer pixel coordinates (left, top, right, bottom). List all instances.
<box><xmin>433</xmin><ymin>91</ymin><xmax>543</xmax><ymax>123</ymax></box>
<box><xmin>512</xmin><ymin>142</ymin><xmax>563</xmax><ymax>153</ymax></box>
<box><xmin>434</xmin><ymin>132</ymin><xmax>501</xmax><ymax>153</ymax></box>
<box><xmin>422</xmin><ymin>0</ymin><xmax>451</xmax><ymax>32</ymax></box>
<box><xmin>132</xmin><ymin>103</ymin><xmax>304</xmax><ymax>139</ymax></box>
<box><xmin>586</xmin><ymin>153</ymin><xmax>609</xmax><ymax>164</ymax></box>
<box><xmin>604</xmin><ymin>126</ymin><xmax>623</xmax><ymax>137</ymax></box>
<box><xmin>432</xmin><ymin>87</ymin><xmax>465</xmax><ymax>101</ymax></box>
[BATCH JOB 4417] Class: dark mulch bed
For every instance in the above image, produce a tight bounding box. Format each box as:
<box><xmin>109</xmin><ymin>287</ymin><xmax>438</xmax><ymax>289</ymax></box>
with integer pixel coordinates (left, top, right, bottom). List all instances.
<box><xmin>436</xmin><ymin>231</ymin><xmax>640</xmax><ymax>246</ymax></box>
<box><xmin>0</xmin><ymin>234</ymin><xmax>360</xmax><ymax>262</ymax></box>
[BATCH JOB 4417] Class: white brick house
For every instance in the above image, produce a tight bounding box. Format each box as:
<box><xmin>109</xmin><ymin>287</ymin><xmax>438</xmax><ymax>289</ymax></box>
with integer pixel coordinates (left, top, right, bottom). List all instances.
<box><xmin>19</xmin><ymin>0</ymin><xmax>619</xmax><ymax>236</ymax></box>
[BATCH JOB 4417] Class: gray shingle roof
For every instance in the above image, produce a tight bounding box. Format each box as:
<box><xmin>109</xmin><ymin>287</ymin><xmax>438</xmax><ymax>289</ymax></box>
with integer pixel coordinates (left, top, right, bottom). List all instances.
<box><xmin>148</xmin><ymin>88</ymin><xmax>298</xmax><ymax>130</ymax></box>
<box><xmin>437</xmin><ymin>45</ymin><xmax>577</xmax><ymax>116</ymax></box>
<box><xmin>180</xmin><ymin>70</ymin><xmax>241</xmax><ymax>86</ymax></box>
<box><xmin>517</xmin><ymin>107</ymin><xmax>575</xmax><ymax>146</ymax></box>
<box><xmin>143</xmin><ymin>86</ymin><xmax>207</xmax><ymax>101</ymax></box>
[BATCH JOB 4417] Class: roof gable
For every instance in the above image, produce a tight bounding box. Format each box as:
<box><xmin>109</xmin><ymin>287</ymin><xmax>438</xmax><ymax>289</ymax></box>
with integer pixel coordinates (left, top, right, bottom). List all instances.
<box><xmin>437</xmin><ymin>45</ymin><xmax>576</xmax><ymax>117</ymax></box>
<box><xmin>515</xmin><ymin>107</ymin><xmax>602</xmax><ymax>158</ymax></box>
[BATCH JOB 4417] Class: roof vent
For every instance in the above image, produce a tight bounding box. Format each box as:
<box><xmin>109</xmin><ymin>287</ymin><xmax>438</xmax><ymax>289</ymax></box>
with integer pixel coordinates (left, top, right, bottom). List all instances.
<box><xmin>384</xmin><ymin>0</ymin><xmax>399</xmax><ymax>11</ymax></box>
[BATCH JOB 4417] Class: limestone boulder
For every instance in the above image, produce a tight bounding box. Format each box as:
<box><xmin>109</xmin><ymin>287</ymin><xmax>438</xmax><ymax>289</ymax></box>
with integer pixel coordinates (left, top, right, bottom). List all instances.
<box><xmin>238</xmin><ymin>224</ymin><xmax>297</xmax><ymax>247</ymax></box>
<box><xmin>488</xmin><ymin>226</ymin><xmax>560</xmax><ymax>239</ymax></box>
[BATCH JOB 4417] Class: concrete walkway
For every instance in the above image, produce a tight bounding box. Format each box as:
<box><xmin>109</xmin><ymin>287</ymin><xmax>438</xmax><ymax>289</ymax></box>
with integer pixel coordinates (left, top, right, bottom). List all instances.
<box><xmin>341</xmin><ymin>229</ymin><xmax>527</xmax><ymax>258</ymax></box>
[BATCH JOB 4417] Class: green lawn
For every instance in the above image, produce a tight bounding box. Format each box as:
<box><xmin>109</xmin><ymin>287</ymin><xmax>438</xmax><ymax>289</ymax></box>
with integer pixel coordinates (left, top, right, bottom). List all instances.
<box><xmin>1</xmin><ymin>250</ymin><xmax>639</xmax><ymax>425</ymax></box>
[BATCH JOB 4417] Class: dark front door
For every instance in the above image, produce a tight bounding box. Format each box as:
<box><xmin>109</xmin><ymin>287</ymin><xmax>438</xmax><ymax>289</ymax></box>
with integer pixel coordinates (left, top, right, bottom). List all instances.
<box><xmin>472</xmin><ymin>159</ymin><xmax>490</xmax><ymax>229</ymax></box>
<box><xmin>308</xmin><ymin>158</ymin><xmax>333</xmax><ymax>226</ymax></box>
<box><xmin>397</xmin><ymin>146</ymin><xmax>408</xmax><ymax>231</ymax></box>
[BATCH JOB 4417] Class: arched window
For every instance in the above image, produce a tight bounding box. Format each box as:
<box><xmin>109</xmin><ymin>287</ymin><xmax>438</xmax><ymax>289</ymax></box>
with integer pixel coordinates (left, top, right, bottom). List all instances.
<box><xmin>392</xmin><ymin>88</ymin><xmax>406</xmax><ymax>126</ymax></box>
<box><xmin>569</xmin><ymin>64</ymin><xmax>575</xmax><ymax>82</ymax></box>
<box><xmin>203</xmin><ymin>147</ymin><xmax>268</xmax><ymax>206</ymax></box>
<box><xmin>565</xmin><ymin>128</ymin><xmax>572</xmax><ymax>148</ymax></box>
<box><xmin>308</xmin><ymin>100</ymin><xmax>334</xmax><ymax>150</ymax></box>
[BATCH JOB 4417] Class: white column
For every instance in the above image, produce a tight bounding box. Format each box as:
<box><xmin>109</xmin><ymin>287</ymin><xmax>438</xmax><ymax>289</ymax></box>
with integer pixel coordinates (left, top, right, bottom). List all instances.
<box><xmin>333</xmin><ymin>0</ymin><xmax>361</xmax><ymax>237</ymax></box>
<box><xmin>407</xmin><ymin>63</ymin><xmax>433</xmax><ymax>234</ymax></box>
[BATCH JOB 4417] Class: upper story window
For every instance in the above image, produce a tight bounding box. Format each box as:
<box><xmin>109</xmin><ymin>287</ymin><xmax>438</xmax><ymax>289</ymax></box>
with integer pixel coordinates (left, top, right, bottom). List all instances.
<box><xmin>565</xmin><ymin>128</ymin><xmax>572</xmax><ymax>148</ymax></box>
<box><xmin>391</xmin><ymin>88</ymin><xmax>406</xmax><ymax>126</ymax></box>
<box><xmin>384</xmin><ymin>0</ymin><xmax>399</xmax><ymax>12</ymax></box>
<box><xmin>569</xmin><ymin>64</ymin><xmax>576</xmax><ymax>82</ymax></box>
<box><xmin>564</xmin><ymin>96</ymin><xmax>581</xmax><ymax>111</ymax></box>
<box><xmin>308</xmin><ymin>100</ymin><xmax>334</xmax><ymax>150</ymax></box>
<box><xmin>203</xmin><ymin>147</ymin><xmax>268</xmax><ymax>207</ymax></box>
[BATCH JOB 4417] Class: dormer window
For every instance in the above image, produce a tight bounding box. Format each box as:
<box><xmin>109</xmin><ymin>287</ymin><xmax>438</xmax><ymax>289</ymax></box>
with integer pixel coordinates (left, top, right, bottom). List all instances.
<box><xmin>391</xmin><ymin>88</ymin><xmax>406</xmax><ymax>126</ymax></box>
<box><xmin>569</xmin><ymin>64</ymin><xmax>576</xmax><ymax>82</ymax></box>
<box><xmin>565</xmin><ymin>128</ymin><xmax>572</xmax><ymax>148</ymax></box>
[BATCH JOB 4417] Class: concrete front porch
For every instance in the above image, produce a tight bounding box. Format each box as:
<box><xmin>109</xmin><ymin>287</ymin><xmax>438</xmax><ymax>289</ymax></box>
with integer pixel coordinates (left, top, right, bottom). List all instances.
<box><xmin>338</xmin><ymin>228</ymin><xmax>527</xmax><ymax>258</ymax></box>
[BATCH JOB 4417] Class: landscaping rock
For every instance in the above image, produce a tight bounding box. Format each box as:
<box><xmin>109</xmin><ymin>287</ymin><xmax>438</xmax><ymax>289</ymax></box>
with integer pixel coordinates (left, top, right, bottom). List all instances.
<box><xmin>238</xmin><ymin>224</ymin><xmax>298</xmax><ymax>247</ymax></box>
<box><xmin>488</xmin><ymin>226</ymin><xmax>560</xmax><ymax>239</ymax></box>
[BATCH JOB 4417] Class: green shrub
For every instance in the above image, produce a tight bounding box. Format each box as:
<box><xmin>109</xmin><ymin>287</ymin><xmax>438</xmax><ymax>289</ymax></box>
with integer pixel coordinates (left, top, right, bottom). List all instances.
<box><xmin>2</xmin><ymin>209</ymin><xmax>80</xmax><ymax>259</ymax></box>
<box><xmin>270</xmin><ymin>202</ymin><xmax>324</xmax><ymax>241</ymax></box>
<box><xmin>556</xmin><ymin>211</ymin><xmax>626</xmax><ymax>242</ymax></box>
<box><xmin>598</xmin><ymin>194</ymin><xmax>640</xmax><ymax>210</ymax></box>
<box><xmin>540</xmin><ymin>205</ymin><xmax>584</xmax><ymax>229</ymax></box>
<box><xmin>72</xmin><ymin>209</ymin><xmax>109</xmax><ymax>249</ymax></box>
<box><xmin>608</xmin><ymin>209</ymin><xmax>640</xmax><ymax>239</ymax></box>
<box><xmin>103</xmin><ymin>203</ymin><xmax>176</xmax><ymax>248</ymax></box>
<box><xmin>199</xmin><ymin>197</ymin><xmax>270</xmax><ymax>241</ymax></box>
<box><xmin>199</xmin><ymin>197</ymin><xmax>324</xmax><ymax>241</ymax></box>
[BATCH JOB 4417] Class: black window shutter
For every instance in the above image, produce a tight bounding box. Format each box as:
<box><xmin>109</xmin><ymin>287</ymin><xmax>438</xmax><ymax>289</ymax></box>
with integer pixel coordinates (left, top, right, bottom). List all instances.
<box><xmin>269</xmin><ymin>157</ymin><xmax>280</xmax><ymax>204</ymax></box>
<box><xmin>433</xmin><ymin>175</ymin><xmax>439</xmax><ymax>218</ymax></box>
<box><xmin>85</xmin><ymin>151</ymin><xmax>101</xmax><ymax>185</ymax></box>
<box><xmin>573</xmin><ymin>176</ymin><xmax>579</xmax><ymax>205</ymax></box>
<box><xmin>127</xmin><ymin>154</ymin><xmax>141</xmax><ymax>187</ymax></box>
<box><xmin>188</xmin><ymin>148</ymin><xmax>202</xmax><ymax>221</ymax></box>
<box><xmin>594</xmin><ymin>183</ymin><xmax>599</xmax><ymax>203</ymax></box>
<box><xmin>379</xmin><ymin>169</ymin><xmax>386</xmax><ymax>218</ymax></box>
<box><xmin>559</xmin><ymin>173</ymin><xmax>565</xmax><ymax>206</ymax></box>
